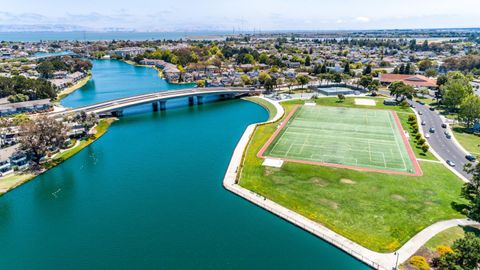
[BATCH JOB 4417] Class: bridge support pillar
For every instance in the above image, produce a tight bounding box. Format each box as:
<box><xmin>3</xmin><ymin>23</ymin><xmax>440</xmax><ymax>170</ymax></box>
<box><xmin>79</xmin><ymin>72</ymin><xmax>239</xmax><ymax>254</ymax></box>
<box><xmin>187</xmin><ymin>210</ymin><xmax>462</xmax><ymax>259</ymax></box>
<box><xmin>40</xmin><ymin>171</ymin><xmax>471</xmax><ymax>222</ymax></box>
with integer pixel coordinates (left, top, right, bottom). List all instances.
<box><xmin>188</xmin><ymin>96</ymin><xmax>195</xmax><ymax>106</ymax></box>
<box><xmin>152</xmin><ymin>102</ymin><xmax>159</xmax><ymax>112</ymax></box>
<box><xmin>220</xmin><ymin>94</ymin><xmax>234</xmax><ymax>100</ymax></box>
<box><xmin>159</xmin><ymin>101</ymin><xmax>167</xmax><ymax>111</ymax></box>
<box><xmin>197</xmin><ymin>96</ymin><xmax>204</xmax><ymax>105</ymax></box>
<box><xmin>112</xmin><ymin>110</ymin><xmax>123</xmax><ymax>117</ymax></box>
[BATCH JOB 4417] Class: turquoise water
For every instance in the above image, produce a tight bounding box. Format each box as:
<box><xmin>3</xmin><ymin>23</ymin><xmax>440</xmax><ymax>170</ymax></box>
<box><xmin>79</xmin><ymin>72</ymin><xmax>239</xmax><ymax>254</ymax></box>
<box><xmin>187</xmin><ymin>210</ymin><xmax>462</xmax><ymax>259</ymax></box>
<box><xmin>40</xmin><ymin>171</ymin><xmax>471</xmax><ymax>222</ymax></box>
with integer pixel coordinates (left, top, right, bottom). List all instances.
<box><xmin>0</xmin><ymin>60</ymin><xmax>370</xmax><ymax>269</ymax></box>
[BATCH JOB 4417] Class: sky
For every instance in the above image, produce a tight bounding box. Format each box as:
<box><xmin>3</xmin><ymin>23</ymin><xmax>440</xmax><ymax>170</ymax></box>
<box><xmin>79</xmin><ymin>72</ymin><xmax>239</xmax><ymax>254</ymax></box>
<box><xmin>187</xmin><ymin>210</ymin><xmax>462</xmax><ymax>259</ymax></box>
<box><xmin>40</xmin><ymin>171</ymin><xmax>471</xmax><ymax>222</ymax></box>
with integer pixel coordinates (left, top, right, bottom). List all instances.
<box><xmin>1</xmin><ymin>0</ymin><xmax>479</xmax><ymax>31</ymax></box>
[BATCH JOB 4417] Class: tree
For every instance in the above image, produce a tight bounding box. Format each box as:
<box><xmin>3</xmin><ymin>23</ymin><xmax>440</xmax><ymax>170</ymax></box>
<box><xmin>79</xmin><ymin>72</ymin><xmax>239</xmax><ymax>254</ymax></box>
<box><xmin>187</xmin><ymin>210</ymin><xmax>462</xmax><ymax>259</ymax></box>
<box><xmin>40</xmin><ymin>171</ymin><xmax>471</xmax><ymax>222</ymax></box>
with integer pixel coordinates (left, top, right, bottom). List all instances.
<box><xmin>305</xmin><ymin>55</ymin><xmax>311</xmax><ymax>66</ymax></box>
<box><xmin>418</xmin><ymin>59</ymin><xmax>433</xmax><ymax>71</ymax></box>
<box><xmin>264</xmin><ymin>78</ymin><xmax>275</xmax><ymax>92</ymax></box>
<box><xmin>343</xmin><ymin>62</ymin><xmax>351</xmax><ymax>74</ymax></box>
<box><xmin>437</xmin><ymin>74</ymin><xmax>448</xmax><ymax>87</ymax></box>
<box><xmin>19</xmin><ymin>116</ymin><xmax>67</xmax><ymax>166</ymax></box>
<box><xmin>437</xmin><ymin>233</ymin><xmax>480</xmax><ymax>270</ymax></box>
<box><xmin>441</xmin><ymin>74</ymin><xmax>473</xmax><ymax>111</ymax></box>
<box><xmin>36</xmin><ymin>61</ymin><xmax>55</xmax><ymax>78</ymax></box>
<box><xmin>462</xmin><ymin>162</ymin><xmax>480</xmax><ymax>222</ymax></box>
<box><xmin>389</xmin><ymin>81</ymin><xmax>415</xmax><ymax>100</ymax></box>
<box><xmin>240</xmin><ymin>74</ymin><xmax>251</xmax><ymax>86</ymax></box>
<box><xmin>296</xmin><ymin>75</ymin><xmax>310</xmax><ymax>89</ymax></box>
<box><xmin>359</xmin><ymin>75</ymin><xmax>373</xmax><ymax>88</ymax></box>
<box><xmin>459</xmin><ymin>95</ymin><xmax>480</xmax><ymax>128</ymax></box>
<box><xmin>421</xmin><ymin>144</ymin><xmax>429</xmax><ymax>154</ymax></box>
<box><xmin>425</xmin><ymin>68</ymin><xmax>438</xmax><ymax>78</ymax></box>
<box><xmin>196</xmin><ymin>79</ymin><xmax>206</xmax><ymax>88</ymax></box>
<box><xmin>258</xmin><ymin>72</ymin><xmax>271</xmax><ymax>85</ymax></box>
<box><xmin>363</xmin><ymin>64</ymin><xmax>372</xmax><ymax>75</ymax></box>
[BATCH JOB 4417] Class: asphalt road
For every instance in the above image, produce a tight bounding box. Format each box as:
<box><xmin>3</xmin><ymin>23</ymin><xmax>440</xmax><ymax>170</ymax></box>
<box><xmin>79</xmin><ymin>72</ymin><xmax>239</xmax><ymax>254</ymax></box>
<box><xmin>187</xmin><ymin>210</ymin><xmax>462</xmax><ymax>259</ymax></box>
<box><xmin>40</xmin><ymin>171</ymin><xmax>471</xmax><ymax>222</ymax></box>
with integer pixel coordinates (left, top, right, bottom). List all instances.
<box><xmin>409</xmin><ymin>100</ymin><xmax>472</xmax><ymax>179</ymax></box>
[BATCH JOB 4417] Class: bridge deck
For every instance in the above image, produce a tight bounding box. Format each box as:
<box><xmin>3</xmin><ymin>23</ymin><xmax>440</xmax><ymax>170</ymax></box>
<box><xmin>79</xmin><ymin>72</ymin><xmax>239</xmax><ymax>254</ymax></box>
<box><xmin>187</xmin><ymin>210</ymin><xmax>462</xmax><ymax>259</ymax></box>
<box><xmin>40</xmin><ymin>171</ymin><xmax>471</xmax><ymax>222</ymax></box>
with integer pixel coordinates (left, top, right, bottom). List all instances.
<box><xmin>52</xmin><ymin>87</ymin><xmax>257</xmax><ymax>116</ymax></box>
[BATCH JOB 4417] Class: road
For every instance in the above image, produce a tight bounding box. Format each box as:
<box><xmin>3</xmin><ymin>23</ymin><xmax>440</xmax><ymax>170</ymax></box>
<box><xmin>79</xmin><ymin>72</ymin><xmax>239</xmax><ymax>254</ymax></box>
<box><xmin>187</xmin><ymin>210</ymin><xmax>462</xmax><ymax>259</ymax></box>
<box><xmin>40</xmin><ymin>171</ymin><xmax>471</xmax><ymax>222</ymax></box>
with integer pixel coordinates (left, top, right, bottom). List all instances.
<box><xmin>409</xmin><ymin>100</ymin><xmax>472</xmax><ymax>179</ymax></box>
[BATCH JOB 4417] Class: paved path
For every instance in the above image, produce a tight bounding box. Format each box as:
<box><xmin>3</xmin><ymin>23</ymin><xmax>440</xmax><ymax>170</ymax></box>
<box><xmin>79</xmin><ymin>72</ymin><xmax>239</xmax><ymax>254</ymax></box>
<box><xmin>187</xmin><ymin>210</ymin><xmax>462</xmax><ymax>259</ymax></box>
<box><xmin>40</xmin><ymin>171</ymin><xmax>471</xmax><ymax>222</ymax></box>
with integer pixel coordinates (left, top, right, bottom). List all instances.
<box><xmin>224</xmin><ymin>96</ymin><xmax>479</xmax><ymax>270</ymax></box>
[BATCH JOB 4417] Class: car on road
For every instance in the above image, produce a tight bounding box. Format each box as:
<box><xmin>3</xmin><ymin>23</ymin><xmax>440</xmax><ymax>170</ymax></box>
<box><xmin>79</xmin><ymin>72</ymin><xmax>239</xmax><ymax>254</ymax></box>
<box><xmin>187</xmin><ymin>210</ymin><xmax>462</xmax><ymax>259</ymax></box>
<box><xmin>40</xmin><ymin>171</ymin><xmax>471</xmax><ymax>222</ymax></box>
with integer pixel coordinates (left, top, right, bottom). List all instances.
<box><xmin>441</xmin><ymin>123</ymin><xmax>447</xmax><ymax>128</ymax></box>
<box><xmin>419</xmin><ymin>111</ymin><xmax>423</xmax><ymax>115</ymax></box>
<box><xmin>421</xmin><ymin>121</ymin><xmax>426</xmax><ymax>125</ymax></box>
<box><xmin>410</xmin><ymin>104</ymin><xmax>416</xmax><ymax>108</ymax></box>
<box><xmin>446</xmin><ymin>133</ymin><xmax>452</xmax><ymax>139</ymax></box>
<box><xmin>425</xmin><ymin>134</ymin><xmax>430</xmax><ymax>138</ymax></box>
<box><xmin>446</xmin><ymin>160</ymin><xmax>456</xmax><ymax>167</ymax></box>
<box><xmin>417</xmin><ymin>100</ymin><xmax>425</xmax><ymax>105</ymax></box>
<box><xmin>429</xmin><ymin>127</ymin><xmax>435</xmax><ymax>133</ymax></box>
<box><xmin>429</xmin><ymin>107</ymin><xmax>435</xmax><ymax>111</ymax></box>
<box><xmin>466</xmin><ymin>155</ymin><xmax>476</xmax><ymax>162</ymax></box>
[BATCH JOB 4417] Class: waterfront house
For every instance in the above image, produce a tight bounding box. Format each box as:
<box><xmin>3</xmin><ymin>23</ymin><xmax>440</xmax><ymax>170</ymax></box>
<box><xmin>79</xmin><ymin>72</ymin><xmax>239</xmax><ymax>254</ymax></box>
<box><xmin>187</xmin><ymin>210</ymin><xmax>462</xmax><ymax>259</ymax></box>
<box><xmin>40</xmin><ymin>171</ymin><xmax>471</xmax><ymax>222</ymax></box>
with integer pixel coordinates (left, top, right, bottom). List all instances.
<box><xmin>0</xmin><ymin>99</ymin><xmax>52</xmax><ymax>116</ymax></box>
<box><xmin>0</xmin><ymin>159</ymin><xmax>13</xmax><ymax>177</ymax></box>
<box><xmin>10</xmin><ymin>151</ymin><xmax>29</xmax><ymax>171</ymax></box>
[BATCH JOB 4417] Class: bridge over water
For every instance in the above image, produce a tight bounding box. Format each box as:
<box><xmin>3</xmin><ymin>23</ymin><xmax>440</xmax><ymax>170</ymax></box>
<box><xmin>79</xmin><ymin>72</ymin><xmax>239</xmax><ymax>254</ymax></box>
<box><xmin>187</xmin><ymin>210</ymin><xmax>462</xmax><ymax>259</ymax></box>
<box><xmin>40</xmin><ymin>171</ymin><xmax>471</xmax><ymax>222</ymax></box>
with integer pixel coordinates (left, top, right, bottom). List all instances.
<box><xmin>53</xmin><ymin>87</ymin><xmax>259</xmax><ymax>117</ymax></box>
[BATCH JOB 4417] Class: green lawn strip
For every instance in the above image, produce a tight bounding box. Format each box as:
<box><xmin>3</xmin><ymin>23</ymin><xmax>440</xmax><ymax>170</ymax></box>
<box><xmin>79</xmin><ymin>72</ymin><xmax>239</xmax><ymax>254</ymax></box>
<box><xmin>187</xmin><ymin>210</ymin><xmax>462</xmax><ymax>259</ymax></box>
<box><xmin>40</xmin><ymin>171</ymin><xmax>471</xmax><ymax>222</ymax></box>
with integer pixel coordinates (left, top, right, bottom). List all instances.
<box><xmin>424</xmin><ymin>225</ymin><xmax>480</xmax><ymax>251</ymax></box>
<box><xmin>243</xmin><ymin>96</ymin><xmax>278</xmax><ymax>121</ymax></box>
<box><xmin>238</xmin><ymin>99</ymin><xmax>465</xmax><ymax>253</ymax></box>
<box><xmin>451</xmin><ymin>125</ymin><xmax>480</xmax><ymax>156</ymax></box>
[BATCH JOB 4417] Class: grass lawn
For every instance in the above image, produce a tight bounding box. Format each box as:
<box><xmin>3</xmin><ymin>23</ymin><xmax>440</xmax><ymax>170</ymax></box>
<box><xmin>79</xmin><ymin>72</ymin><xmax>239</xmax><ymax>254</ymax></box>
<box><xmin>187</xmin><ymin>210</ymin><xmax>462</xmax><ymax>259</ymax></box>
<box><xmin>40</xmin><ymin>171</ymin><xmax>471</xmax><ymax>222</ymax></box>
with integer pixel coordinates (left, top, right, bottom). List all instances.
<box><xmin>451</xmin><ymin>125</ymin><xmax>480</xmax><ymax>156</ymax></box>
<box><xmin>424</xmin><ymin>225</ymin><xmax>480</xmax><ymax>251</ymax></box>
<box><xmin>239</xmin><ymin>97</ymin><xmax>465</xmax><ymax>252</ymax></box>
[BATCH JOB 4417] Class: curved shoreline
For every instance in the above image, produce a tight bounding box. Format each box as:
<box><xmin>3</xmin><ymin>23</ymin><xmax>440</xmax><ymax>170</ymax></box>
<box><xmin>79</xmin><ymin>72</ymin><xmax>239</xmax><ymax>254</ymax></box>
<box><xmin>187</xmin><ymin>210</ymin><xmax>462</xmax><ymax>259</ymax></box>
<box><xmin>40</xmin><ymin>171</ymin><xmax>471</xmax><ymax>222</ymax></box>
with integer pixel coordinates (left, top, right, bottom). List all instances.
<box><xmin>54</xmin><ymin>74</ymin><xmax>92</xmax><ymax>102</ymax></box>
<box><xmin>225</xmin><ymin>96</ymin><xmax>479</xmax><ymax>270</ymax></box>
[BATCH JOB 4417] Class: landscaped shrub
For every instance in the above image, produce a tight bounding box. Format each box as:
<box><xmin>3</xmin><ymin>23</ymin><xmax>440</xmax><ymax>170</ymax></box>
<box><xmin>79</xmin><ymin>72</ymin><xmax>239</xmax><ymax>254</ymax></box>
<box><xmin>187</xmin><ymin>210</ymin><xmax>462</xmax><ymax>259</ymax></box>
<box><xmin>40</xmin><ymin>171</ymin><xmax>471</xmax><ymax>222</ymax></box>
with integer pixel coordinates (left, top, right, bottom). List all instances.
<box><xmin>436</xmin><ymin>245</ymin><xmax>454</xmax><ymax>256</ymax></box>
<box><xmin>415</xmin><ymin>133</ymin><xmax>422</xmax><ymax>140</ymax></box>
<box><xmin>410</xmin><ymin>255</ymin><xmax>430</xmax><ymax>270</ymax></box>
<box><xmin>418</xmin><ymin>138</ymin><xmax>426</xmax><ymax>145</ymax></box>
<box><xmin>408</xmin><ymin>115</ymin><xmax>416</xmax><ymax>122</ymax></box>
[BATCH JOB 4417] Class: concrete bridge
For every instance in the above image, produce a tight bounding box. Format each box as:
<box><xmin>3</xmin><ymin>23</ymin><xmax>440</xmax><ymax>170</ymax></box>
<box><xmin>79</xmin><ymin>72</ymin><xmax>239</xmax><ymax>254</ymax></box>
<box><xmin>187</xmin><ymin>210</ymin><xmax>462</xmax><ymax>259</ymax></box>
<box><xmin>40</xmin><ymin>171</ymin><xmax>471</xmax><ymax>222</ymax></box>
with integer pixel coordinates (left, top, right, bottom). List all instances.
<box><xmin>52</xmin><ymin>87</ymin><xmax>259</xmax><ymax>117</ymax></box>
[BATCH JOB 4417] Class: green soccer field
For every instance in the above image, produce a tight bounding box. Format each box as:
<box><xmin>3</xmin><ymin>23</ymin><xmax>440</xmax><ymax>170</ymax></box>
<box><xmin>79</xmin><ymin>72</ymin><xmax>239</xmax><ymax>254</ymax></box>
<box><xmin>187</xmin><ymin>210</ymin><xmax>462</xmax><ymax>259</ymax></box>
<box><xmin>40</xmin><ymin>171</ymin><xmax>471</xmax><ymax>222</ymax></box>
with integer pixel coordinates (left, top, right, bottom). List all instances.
<box><xmin>263</xmin><ymin>106</ymin><xmax>417</xmax><ymax>174</ymax></box>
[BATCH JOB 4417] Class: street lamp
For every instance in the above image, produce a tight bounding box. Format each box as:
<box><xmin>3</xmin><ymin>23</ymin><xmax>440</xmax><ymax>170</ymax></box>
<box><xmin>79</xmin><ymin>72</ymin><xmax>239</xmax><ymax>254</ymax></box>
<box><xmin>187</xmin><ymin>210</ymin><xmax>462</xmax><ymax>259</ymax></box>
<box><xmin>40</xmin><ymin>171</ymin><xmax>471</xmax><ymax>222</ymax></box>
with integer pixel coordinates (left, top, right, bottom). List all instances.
<box><xmin>394</xmin><ymin>252</ymin><xmax>400</xmax><ymax>270</ymax></box>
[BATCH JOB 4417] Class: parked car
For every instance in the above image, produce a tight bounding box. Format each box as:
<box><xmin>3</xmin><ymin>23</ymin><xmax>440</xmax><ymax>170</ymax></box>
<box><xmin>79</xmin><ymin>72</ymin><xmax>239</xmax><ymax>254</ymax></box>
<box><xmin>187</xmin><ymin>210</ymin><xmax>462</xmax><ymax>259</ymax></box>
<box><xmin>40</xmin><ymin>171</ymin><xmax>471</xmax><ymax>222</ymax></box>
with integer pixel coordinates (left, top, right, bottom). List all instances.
<box><xmin>421</xmin><ymin>121</ymin><xmax>426</xmax><ymax>126</ymax></box>
<box><xmin>446</xmin><ymin>160</ymin><xmax>456</xmax><ymax>167</ymax></box>
<box><xmin>419</xmin><ymin>111</ymin><xmax>423</xmax><ymax>115</ymax></box>
<box><xmin>446</xmin><ymin>133</ymin><xmax>451</xmax><ymax>139</ymax></box>
<box><xmin>441</xmin><ymin>123</ymin><xmax>447</xmax><ymax>128</ymax></box>
<box><xmin>466</xmin><ymin>155</ymin><xmax>476</xmax><ymax>162</ymax></box>
<box><xmin>429</xmin><ymin>127</ymin><xmax>435</xmax><ymax>133</ymax></box>
<box><xmin>429</xmin><ymin>107</ymin><xmax>435</xmax><ymax>111</ymax></box>
<box><xmin>425</xmin><ymin>134</ymin><xmax>430</xmax><ymax>138</ymax></box>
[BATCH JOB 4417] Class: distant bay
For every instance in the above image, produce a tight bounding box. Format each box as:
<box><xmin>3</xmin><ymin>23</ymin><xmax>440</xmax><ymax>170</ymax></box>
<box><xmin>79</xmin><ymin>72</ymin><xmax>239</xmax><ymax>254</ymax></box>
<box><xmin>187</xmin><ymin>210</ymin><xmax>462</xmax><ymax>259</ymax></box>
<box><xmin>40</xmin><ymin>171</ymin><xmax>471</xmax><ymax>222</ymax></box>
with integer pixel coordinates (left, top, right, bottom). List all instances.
<box><xmin>0</xmin><ymin>31</ymin><xmax>231</xmax><ymax>42</ymax></box>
